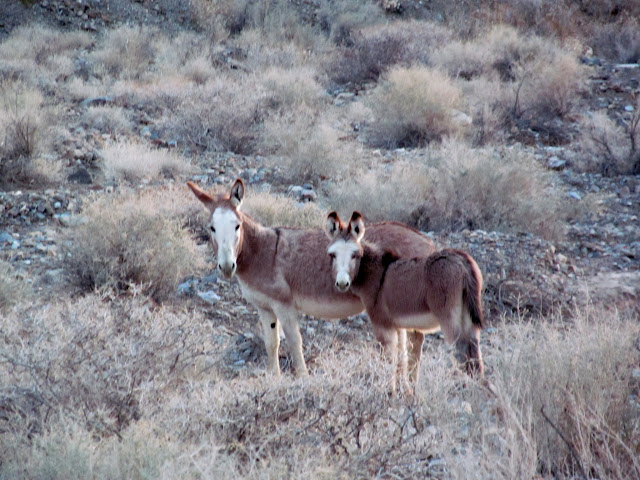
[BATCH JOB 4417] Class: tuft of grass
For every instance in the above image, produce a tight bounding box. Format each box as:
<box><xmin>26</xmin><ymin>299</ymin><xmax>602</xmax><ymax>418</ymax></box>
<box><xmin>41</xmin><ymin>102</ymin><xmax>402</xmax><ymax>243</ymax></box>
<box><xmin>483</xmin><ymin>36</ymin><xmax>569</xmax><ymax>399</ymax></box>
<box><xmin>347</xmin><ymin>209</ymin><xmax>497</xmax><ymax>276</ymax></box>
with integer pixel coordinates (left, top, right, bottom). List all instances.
<box><xmin>81</xmin><ymin>106</ymin><xmax>133</xmax><ymax>136</ymax></box>
<box><xmin>63</xmin><ymin>191</ymin><xmax>205</xmax><ymax>301</ymax></box>
<box><xmin>101</xmin><ymin>141</ymin><xmax>193</xmax><ymax>183</ymax></box>
<box><xmin>366</xmin><ymin>66</ymin><xmax>465</xmax><ymax>148</ymax></box>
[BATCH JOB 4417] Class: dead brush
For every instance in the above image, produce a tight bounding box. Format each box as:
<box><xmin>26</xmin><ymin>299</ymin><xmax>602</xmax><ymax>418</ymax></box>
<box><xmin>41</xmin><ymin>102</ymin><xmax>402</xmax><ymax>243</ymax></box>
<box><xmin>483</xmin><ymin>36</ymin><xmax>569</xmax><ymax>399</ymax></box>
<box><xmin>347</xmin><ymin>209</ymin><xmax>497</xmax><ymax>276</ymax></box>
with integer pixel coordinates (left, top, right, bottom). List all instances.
<box><xmin>0</xmin><ymin>260</ymin><xmax>31</xmax><ymax>314</ymax></box>
<box><xmin>577</xmin><ymin>100</ymin><xmax>640</xmax><ymax>176</ymax></box>
<box><xmin>464</xmin><ymin>308</ymin><xmax>640</xmax><ymax>480</ymax></box>
<box><xmin>0</xmin><ymin>294</ymin><xmax>214</xmax><ymax>446</ymax></box>
<box><xmin>366</xmin><ymin>66</ymin><xmax>465</xmax><ymax>148</ymax></box>
<box><xmin>63</xmin><ymin>190</ymin><xmax>205</xmax><ymax>301</ymax></box>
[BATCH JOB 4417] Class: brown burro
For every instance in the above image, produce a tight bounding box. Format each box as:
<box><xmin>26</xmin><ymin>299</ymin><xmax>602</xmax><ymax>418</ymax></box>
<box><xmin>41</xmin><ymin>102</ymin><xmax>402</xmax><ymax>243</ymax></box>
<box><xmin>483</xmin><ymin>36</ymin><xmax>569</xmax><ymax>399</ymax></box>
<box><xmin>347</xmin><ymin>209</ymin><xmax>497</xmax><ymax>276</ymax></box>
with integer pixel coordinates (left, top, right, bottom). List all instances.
<box><xmin>187</xmin><ymin>179</ymin><xmax>435</xmax><ymax>377</ymax></box>
<box><xmin>325</xmin><ymin>211</ymin><xmax>484</xmax><ymax>388</ymax></box>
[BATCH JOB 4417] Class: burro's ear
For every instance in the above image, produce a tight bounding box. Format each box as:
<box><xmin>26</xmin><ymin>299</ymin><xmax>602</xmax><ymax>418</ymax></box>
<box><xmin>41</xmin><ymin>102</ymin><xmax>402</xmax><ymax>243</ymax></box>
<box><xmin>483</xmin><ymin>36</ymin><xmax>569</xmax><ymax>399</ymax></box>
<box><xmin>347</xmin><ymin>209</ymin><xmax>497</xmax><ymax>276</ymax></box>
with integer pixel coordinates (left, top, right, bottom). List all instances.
<box><xmin>326</xmin><ymin>211</ymin><xmax>341</xmax><ymax>239</ymax></box>
<box><xmin>349</xmin><ymin>211</ymin><xmax>365</xmax><ymax>242</ymax></box>
<box><xmin>230</xmin><ymin>178</ymin><xmax>245</xmax><ymax>208</ymax></box>
<box><xmin>187</xmin><ymin>181</ymin><xmax>215</xmax><ymax>210</ymax></box>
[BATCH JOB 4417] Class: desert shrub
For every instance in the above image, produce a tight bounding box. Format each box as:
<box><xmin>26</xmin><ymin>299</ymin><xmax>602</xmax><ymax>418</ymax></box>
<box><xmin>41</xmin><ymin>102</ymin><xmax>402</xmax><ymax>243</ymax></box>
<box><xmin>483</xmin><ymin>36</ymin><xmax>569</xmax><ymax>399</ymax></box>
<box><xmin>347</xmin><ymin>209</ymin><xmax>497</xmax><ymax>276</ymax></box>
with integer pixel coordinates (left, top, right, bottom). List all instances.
<box><xmin>0</xmin><ymin>294</ymin><xmax>213</xmax><ymax>448</ymax></box>
<box><xmin>416</xmin><ymin>140</ymin><xmax>566</xmax><ymax>239</ymax></box>
<box><xmin>577</xmin><ymin>106</ymin><xmax>640</xmax><ymax>176</ymax></box>
<box><xmin>591</xmin><ymin>18</ymin><xmax>640</xmax><ymax>63</ymax></box>
<box><xmin>366</xmin><ymin>66</ymin><xmax>464</xmax><ymax>148</ymax></box>
<box><xmin>102</xmin><ymin>141</ymin><xmax>193</xmax><ymax>182</ymax></box>
<box><xmin>325</xmin><ymin>20</ymin><xmax>452</xmax><ymax>87</ymax></box>
<box><xmin>513</xmin><ymin>50</ymin><xmax>586</xmax><ymax>121</ymax></box>
<box><xmin>264</xmin><ymin>112</ymin><xmax>344</xmax><ymax>184</ymax></box>
<box><xmin>0</xmin><ymin>260</ymin><xmax>30</xmax><ymax>313</ymax></box>
<box><xmin>63</xmin><ymin>191</ymin><xmax>205</xmax><ymax>300</ymax></box>
<box><xmin>81</xmin><ymin>105</ymin><xmax>133</xmax><ymax>136</ymax></box>
<box><xmin>0</xmin><ymin>24</ymin><xmax>91</xmax><ymax>86</ymax></box>
<box><xmin>89</xmin><ymin>25</ymin><xmax>157</xmax><ymax>80</ymax></box>
<box><xmin>463</xmin><ymin>309</ymin><xmax>640</xmax><ymax>480</ymax></box>
<box><xmin>326</xmin><ymin>161</ymin><xmax>430</xmax><ymax>223</ymax></box>
<box><xmin>160</xmin><ymin>76</ymin><xmax>266</xmax><ymax>155</ymax></box>
<box><xmin>262</xmin><ymin>66</ymin><xmax>328</xmax><ymax>112</ymax></box>
<box><xmin>0</xmin><ymin>80</ymin><xmax>46</xmax><ymax>185</ymax></box>
<box><xmin>243</xmin><ymin>190</ymin><xmax>326</xmax><ymax>229</ymax></box>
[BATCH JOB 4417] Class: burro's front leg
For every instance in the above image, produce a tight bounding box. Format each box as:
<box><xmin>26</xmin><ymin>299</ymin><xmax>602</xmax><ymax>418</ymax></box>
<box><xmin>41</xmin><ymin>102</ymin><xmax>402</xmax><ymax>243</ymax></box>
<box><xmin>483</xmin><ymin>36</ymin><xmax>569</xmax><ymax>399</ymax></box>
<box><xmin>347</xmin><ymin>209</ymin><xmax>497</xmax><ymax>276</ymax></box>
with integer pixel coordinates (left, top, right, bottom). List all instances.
<box><xmin>372</xmin><ymin>323</ymin><xmax>401</xmax><ymax>394</ymax></box>
<box><xmin>273</xmin><ymin>305</ymin><xmax>309</xmax><ymax>377</ymax></box>
<box><xmin>256</xmin><ymin>307</ymin><xmax>281</xmax><ymax>376</ymax></box>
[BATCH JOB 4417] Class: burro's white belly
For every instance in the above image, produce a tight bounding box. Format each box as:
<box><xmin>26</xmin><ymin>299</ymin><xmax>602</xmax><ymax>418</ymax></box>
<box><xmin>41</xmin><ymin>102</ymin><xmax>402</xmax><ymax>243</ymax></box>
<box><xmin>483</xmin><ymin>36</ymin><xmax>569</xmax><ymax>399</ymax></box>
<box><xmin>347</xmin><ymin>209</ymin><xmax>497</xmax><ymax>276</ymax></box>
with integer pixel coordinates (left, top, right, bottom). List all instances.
<box><xmin>294</xmin><ymin>296</ymin><xmax>363</xmax><ymax>319</ymax></box>
<box><xmin>393</xmin><ymin>312</ymin><xmax>442</xmax><ymax>333</ymax></box>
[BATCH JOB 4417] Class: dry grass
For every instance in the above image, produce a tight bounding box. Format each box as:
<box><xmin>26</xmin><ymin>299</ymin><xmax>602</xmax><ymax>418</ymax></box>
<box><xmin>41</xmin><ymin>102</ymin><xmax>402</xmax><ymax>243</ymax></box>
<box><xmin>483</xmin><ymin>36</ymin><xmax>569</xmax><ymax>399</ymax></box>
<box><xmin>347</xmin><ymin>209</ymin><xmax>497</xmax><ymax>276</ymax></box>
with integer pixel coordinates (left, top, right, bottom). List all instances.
<box><xmin>62</xmin><ymin>190</ymin><xmax>205</xmax><ymax>301</ymax></box>
<box><xmin>366</xmin><ymin>66</ymin><xmax>465</xmax><ymax>148</ymax></box>
<box><xmin>101</xmin><ymin>141</ymin><xmax>193</xmax><ymax>183</ymax></box>
<box><xmin>2</xmin><ymin>294</ymin><xmax>637</xmax><ymax>479</ymax></box>
<box><xmin>328</xmin><ymin>141</ymin><xmax>567</xmax><ymax>240</ymax></box>
<box><xmin>80</xmin><ymin>106</ymin><xmax>133</xmax><ymax>136</ymax></box>
<box><xmin>591</xmin><ymin>18</ymin><xmax>640</xmax><ymax>63</ymax></box>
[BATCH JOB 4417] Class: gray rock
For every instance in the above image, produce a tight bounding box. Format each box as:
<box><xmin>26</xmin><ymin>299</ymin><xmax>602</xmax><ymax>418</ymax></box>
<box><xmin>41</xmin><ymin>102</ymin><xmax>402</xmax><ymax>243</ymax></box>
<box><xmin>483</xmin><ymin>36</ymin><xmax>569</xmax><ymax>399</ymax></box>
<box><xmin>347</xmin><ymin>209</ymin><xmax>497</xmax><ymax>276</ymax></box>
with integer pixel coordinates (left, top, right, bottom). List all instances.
<box><xmin>197</xmin><ymin>290</ymin><xmax>221</xmax><ymax>304</ymax></box>
<box><xmin>0</xmin><ymin>232</ymin><xmax>14</xmax><ymax>244</ymax></box>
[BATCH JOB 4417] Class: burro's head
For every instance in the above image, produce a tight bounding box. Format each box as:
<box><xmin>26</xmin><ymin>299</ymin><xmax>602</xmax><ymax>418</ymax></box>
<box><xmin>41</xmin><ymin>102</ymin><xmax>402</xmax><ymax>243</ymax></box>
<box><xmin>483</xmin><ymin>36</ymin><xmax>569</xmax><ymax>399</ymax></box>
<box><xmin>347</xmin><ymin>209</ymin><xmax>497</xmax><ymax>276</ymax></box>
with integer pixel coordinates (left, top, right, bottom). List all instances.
<box><xmin>325</xmin><ymin>211</ymin><xmax>365</xmax><ymax>293</ymax></box>
<box><xmin>187</xmin><ymin>178</ymin><xmax>245</xmax><ymax>278</ymax></box>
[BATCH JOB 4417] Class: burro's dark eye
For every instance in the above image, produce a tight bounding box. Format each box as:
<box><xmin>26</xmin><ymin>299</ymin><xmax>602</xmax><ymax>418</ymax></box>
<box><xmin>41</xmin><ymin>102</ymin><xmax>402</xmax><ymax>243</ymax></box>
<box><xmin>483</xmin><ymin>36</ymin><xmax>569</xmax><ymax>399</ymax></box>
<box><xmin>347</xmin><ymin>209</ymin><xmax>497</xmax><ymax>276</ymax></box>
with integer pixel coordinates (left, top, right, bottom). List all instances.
<box><xmin>235</xmin><ymin>224</ymin><xmax>240</xmax><ymax>231</ymax></box>
<box><xmin>210</xmin><ymin>226</ymin><xmax>215</xmax><ymax>233</ymax></box>
<box><xmin>328</xmin><ymin>253</ymin><xmax>335</xmax><ymax>259</ymax></box>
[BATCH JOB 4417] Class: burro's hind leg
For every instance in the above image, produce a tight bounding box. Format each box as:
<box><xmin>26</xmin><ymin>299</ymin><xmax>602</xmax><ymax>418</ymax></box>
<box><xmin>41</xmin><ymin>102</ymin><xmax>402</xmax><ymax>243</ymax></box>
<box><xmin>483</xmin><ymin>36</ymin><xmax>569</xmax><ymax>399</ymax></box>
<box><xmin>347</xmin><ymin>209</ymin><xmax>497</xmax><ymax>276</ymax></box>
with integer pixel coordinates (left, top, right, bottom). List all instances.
<box><xmin>256</xmin><ymin>307</ymin><xmax>281</xmax><ymax>376</ymax></box>
<box><xmin>439</xmin><ymin>302</ymin><xmax>484</xmax><ymax>378</ymax></box>
<box><xmin>407</xmin><ymin>330</ymin><xmax>425</xmax><ymax>385</ymax></box>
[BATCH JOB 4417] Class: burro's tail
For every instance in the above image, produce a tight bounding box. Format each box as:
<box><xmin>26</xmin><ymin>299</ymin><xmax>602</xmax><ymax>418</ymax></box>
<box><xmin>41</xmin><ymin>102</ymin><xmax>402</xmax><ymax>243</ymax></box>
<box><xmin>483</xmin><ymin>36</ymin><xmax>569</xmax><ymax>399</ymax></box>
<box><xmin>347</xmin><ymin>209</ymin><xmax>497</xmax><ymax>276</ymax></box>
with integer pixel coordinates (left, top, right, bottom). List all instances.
<box><xmin>459</xmin><ymin>250</ymin><xmax>484</xmax><ymax>329</ymax></box>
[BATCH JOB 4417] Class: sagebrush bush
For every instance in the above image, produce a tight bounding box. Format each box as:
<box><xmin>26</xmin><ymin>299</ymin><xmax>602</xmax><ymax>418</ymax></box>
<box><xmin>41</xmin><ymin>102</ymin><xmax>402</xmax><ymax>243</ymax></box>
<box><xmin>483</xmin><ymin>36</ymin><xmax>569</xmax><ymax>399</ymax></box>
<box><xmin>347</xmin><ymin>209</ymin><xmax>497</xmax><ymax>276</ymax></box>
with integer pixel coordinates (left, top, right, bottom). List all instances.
<box><xmin>325</xmin><ymin>20</ymin><xmax>452</xmax><ymax>87</ymax></box>
<box><xmin>243</xmin><ymin>190</ymin><xmax>326</xmax><ymax>229</ymax></box>
<box><xmin>577</xmin><ymin>106</ymin><xmax>640</xmax><ymax>176</ymax></box>
<box><xmin>0</xmin><ymin>24</ymin><xmax>91</xmax><ymax>87</ymax></box>
<box><xmin>160</xmin><ymin>76</ymin><xmax>266</xmax><ymax>154</ymax></box>
<box><xmin>0</xmin><ymin>294</ymin><xmax>213</xmax><ymax>449</ymax></box>
<box><xmin>102</xmin><ymin>140</ymin><xmax>193</xmax><ymax>182</ymax></box>
<box><xmin>63</xmin><ymin>191</ymin><xmax>205</xmax><ymax>300</ymax></box>
<box><xmin>592</xmin><ymin>18</ymin><xmax>640</xmax><ymax>63</ymax></box>
<box><xmin>326</xmin><ymin>161</ymin><xmax>431</xmax><ymax>223</ymax></box>
<box><xmin>0</xmin><ymin>80</ymin><xmax>46</xmax><ymax>185</ymax></box>
<box><xmin>366</xmin><ymin>66</ymin><xmax>464</xmax><ymax>148</ymax></box>
<box><xmin>89</xmin><ymin>25</ymin><xmax>157</xmax><ymax>80</ymax></box>
<box><xmin>465</xmin><ymin>309</ymin><xmax>640</xmax><ymax>480</ymax></box>
<box><xmin>264</xmin><ymin>112</ymin><xmax>344</xmax><ymax>183</ymax></box>
<box><xmin>81</xmin><ymin>105</ymin><xmax>133</xmax><ymax>136</ymax></box>
<box><xmin>417</xmin><ymin>140</ymin><xmax>567</xmax><ymax>239</ymax></box>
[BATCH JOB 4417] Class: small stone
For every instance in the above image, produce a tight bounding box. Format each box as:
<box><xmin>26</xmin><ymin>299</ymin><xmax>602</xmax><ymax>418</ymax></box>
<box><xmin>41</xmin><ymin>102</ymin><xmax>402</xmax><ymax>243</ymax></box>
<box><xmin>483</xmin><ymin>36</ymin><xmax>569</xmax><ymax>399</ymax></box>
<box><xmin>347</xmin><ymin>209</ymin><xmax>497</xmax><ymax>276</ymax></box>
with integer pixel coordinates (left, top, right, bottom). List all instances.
<box><xmin>547</xmin><ymin>156</ymin><xmax>566</xmax><ymax>170</ymax></box>
<box><xmin>624</xmin><ymin>105</ymin><xmax>634</xmax><ymax>112</ymax></box>
<box><xmin>0</xmin><ymin>232</ymin><xmax>14</xmax><ymax>244</ymax></box>
<box><xmin>568</xmin><ymin>191</ymin><xmax>582</xmax><ymax>200</ymax></box>
<box><xmin>197</xmin><ymin>290</ymin><xmax>221</xmax><ymax>304</ymax></box>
